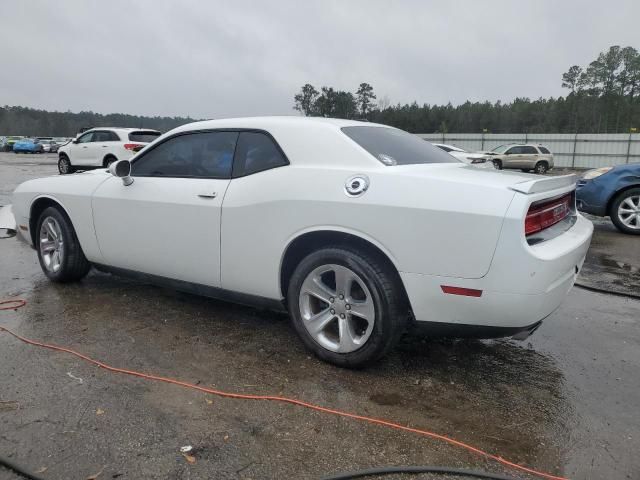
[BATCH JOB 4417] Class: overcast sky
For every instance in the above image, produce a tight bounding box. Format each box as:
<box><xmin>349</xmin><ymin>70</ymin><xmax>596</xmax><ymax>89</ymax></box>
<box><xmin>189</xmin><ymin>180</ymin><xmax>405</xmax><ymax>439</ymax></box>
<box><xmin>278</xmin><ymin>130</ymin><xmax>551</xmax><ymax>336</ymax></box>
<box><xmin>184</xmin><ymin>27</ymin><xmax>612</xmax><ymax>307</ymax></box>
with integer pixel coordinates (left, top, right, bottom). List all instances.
<box><xmin>1</xmin><ymin>0</ymin><xmax>638</xmax><ymax>119</ymax></box>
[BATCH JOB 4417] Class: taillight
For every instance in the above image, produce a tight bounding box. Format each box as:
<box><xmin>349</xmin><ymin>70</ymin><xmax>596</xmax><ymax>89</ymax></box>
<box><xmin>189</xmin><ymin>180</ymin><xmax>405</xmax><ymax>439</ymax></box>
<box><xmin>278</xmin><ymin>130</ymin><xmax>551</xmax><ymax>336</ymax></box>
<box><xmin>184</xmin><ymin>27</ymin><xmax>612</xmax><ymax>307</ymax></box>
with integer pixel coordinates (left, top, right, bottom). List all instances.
<box><xmin>124</xmin><ymin>143</ymin><xmax>143</xmax><ymax>151</ymax></box>
<box><xmin>525</xmin><ymin>193</ymin><xmax>572</xmax><ymax>236</ymax></box>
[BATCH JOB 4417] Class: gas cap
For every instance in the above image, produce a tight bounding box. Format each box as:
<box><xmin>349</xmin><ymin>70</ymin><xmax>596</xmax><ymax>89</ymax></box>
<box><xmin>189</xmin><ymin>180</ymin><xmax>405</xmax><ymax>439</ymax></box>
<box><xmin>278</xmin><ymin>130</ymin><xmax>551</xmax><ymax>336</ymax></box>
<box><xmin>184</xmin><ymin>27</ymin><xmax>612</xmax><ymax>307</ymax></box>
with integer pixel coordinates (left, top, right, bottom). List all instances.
<box><xmin>345</xmin><ymin>175</ymin><xmax>369</xmax><ymax>197</ymax></box>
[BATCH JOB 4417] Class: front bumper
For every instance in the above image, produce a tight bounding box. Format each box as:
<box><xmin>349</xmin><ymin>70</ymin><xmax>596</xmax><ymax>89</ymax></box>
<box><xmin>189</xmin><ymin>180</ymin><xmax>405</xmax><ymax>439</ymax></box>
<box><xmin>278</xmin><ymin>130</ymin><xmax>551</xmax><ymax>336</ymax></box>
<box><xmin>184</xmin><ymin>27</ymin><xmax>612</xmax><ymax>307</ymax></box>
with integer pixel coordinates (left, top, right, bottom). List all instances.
<box><xmin>575</xmin><ymin>179</ymin><xmax>608</xmax><ymax>216</ymax></box>
<box><xmin>401</xmin><ymin>214</ymin><xmax>593</xmax><ymax>334</ymax></box>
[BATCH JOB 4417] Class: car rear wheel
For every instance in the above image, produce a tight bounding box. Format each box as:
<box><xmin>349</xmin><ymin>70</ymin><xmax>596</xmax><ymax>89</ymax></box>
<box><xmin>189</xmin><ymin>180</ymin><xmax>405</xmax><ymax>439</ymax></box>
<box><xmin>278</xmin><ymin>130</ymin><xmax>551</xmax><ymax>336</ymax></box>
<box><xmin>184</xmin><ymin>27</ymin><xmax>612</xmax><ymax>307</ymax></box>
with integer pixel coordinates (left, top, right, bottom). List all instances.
<box><xmin>287</xmin><ymin>246</ymin><xmax>407</xmax><ymax>368</ymax></box>
<box><xmin>36</xmin><ymin>207</ymin><xmax>91</xmax><ymax>282</ymax></box>
<box><xmin>534</xmin><ymin>161</ymin><xmax>549</xmax><ymax>174</ymax></box>
<box><xmin>58</xmin><ymin>155</ymin><xmax>75</xmax><ymax>174</ymax></box>
<box><xmin>104</xmin><ymin>155</ymin><xmax>117</xmax><ymax>168</ymax></box>
<box><xmin>610</xmin><ymin>188</ymin><xmax>640</xmax><ymax>235</ymax></box>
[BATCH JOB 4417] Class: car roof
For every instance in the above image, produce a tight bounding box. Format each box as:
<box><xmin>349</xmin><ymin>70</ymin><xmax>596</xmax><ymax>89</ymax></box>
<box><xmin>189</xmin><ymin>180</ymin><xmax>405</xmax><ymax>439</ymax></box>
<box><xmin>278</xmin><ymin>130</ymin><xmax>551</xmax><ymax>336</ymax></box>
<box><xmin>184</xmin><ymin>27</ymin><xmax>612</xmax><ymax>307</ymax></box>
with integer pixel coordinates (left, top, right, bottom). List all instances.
<box><xmin>167</xmin><ymin>116</ymin><xmax>393</xmax><ymax>168</ymax></box>
<box><xmin>171</xmin><ymin>116</ymin><xmax>387</xmax><ymax>134</ymax></box>
<box><xmin>86</xmin><ymin>127</ymin><xmax>161</xmax><ymax>132</ymax></box>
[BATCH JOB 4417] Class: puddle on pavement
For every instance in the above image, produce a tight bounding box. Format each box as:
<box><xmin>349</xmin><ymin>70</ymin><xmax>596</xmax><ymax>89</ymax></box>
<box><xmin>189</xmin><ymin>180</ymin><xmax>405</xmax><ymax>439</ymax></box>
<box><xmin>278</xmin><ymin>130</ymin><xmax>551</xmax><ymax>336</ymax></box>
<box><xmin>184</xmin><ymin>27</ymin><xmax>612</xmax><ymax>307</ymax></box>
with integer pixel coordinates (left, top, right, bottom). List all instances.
<box><xmin>596</xmin><ymin>255</ymin><xmax>640</xmax><ymax>275</ymax></box>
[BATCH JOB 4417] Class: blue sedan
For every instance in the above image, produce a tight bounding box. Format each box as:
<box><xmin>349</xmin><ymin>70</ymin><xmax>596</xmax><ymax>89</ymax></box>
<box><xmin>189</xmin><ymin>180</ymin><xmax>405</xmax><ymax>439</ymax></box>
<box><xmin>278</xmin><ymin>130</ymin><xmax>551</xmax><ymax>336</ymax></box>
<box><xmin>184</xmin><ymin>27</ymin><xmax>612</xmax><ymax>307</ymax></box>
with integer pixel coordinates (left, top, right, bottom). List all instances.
<box><xmin>12</xmin><ymin>138</ymin><xmax>44</xmax><ymax>154</ymax></box>
<box><xmin>576</xmin><ymin>163</ymin><xmax>640</xmax><ymax>234</ymax></box>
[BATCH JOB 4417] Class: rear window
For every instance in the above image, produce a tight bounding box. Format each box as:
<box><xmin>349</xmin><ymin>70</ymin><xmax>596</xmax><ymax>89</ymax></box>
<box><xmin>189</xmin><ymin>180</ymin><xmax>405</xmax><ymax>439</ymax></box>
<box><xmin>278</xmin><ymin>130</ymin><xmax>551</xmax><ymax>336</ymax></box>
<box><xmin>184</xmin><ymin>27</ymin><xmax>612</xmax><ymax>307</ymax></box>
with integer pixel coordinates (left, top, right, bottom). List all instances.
<box><xmin>538</xmin><ymin>146</ymin><xmax>551</xmax><ymax>154</ymax></box>
<box><xmin>129</xmin><ymin>131</ymin><xmax>161</xmax><ymax>143</ymax></box>
<box><xmin>342</xmin><ymin>126</ymin><xmax>458</xmax><ymax>165</ymax></box>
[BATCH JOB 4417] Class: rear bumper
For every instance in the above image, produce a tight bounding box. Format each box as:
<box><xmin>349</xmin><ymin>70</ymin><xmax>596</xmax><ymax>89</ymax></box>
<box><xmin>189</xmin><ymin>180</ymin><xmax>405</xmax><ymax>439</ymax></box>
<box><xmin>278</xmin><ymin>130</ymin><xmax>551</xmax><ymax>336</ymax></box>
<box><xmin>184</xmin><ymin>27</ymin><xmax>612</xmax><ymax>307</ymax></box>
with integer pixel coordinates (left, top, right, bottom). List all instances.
<box><xmin>401</xmin><ymin>214</ymin><xmax>593</xmax><ymax>333</ymax></box>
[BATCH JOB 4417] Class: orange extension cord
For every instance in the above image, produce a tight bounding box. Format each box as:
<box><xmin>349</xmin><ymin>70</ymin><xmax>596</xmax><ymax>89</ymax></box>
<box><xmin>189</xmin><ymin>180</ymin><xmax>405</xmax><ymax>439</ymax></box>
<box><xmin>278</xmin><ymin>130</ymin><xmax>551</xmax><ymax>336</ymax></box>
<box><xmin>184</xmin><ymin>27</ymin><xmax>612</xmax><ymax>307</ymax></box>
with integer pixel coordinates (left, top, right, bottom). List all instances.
<box><xmin>0</xmin><ymin>298</ymin><xmax>568</xmax><ymax>480</ymax></box>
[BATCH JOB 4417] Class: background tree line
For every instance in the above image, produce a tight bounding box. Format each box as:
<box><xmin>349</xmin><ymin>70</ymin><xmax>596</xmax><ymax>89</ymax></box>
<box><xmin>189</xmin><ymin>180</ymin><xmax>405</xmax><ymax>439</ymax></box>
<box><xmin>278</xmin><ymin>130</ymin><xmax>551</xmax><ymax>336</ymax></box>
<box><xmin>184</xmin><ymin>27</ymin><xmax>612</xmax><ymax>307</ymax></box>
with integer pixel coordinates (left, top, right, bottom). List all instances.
<box><xmin>0</xmin><ymin>105</ymin><xmax>196</xmax><ymax>137</ymax></box>
<box><xmin>294</xmin><ymin>45</ymin><xmax>640</xmax><ymax>133</ymax></box>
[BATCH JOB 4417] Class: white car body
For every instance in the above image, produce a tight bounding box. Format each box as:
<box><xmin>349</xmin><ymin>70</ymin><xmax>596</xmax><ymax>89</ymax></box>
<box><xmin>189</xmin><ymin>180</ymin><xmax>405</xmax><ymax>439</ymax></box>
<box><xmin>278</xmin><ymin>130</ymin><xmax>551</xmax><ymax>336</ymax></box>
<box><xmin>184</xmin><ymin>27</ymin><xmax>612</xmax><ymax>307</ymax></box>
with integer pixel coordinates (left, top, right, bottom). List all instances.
<box><xmin>432</xmin><ymin>143</ymin><xmax>495</xmax><ymax>169</ymax></box>
<box><xmin>57</xmin><ymin>127</ymin><xmax>161</xmax><ymax>170</ymax></box>
<box><xmin>11</xmin><ymin>117</ymin><xmax>593</xmax><ymax>363</ymax></box>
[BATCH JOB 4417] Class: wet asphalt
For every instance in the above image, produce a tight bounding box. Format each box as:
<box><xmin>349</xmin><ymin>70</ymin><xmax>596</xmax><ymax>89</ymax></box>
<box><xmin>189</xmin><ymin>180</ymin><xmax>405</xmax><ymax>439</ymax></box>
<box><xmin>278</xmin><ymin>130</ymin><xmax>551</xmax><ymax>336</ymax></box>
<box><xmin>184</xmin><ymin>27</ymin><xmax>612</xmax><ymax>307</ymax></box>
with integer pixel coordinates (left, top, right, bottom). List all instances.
<box><xmin>0</xmin><ymin>153</ymin><xmax>639</xmax><ymax>480</ymax></box>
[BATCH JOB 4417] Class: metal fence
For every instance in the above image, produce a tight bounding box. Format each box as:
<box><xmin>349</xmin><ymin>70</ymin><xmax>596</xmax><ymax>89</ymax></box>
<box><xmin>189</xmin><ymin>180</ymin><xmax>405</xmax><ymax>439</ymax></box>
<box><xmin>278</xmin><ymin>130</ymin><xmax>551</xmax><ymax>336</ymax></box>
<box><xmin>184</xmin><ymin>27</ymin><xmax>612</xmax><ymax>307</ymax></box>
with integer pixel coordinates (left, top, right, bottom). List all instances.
<box><xmin>416</xmin><ymin>133</ymin><xmax>640</xmax><ymax>169</ymax></box>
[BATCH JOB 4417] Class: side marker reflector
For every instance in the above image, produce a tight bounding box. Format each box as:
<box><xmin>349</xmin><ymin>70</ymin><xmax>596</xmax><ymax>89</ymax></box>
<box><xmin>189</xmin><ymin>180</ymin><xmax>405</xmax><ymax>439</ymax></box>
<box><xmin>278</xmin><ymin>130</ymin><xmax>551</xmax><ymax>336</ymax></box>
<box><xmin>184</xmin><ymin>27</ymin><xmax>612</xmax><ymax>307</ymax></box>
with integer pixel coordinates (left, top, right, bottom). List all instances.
<box><xmin>441</xmin><ymin>286</ymin><xmax>483</xmax><ymax>297</ymax></box>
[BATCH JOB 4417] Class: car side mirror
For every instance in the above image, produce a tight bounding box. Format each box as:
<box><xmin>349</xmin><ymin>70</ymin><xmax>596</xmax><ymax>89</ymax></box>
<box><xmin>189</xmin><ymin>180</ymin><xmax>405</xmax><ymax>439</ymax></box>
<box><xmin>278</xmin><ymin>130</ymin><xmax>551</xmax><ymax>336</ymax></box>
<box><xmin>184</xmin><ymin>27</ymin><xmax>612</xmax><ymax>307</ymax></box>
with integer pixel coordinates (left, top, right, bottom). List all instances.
<box><xmin>72</xmin><ymin>139</ymin><xmax>78</xmax><ymax>144</ymax></box>
<box><xmin>109</xmin><ymin>159</ymin><xmax>134</xmax><ymax>186</ymax></box>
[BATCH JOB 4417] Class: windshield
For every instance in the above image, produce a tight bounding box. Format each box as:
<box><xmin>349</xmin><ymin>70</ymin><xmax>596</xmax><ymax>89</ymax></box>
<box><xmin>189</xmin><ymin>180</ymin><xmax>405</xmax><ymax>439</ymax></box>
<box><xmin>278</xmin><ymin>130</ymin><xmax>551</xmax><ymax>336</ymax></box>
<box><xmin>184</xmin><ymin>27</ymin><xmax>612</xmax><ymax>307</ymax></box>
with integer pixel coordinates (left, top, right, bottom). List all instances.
<box><xmin>342</xmin><ymin>126</ymin><xmax>459</xmax><ymax>166</ymax></box>
<box><xmin>491</xmin><ymin>144</ymin><xmax>511</xmax><ymax>153</ymax></box>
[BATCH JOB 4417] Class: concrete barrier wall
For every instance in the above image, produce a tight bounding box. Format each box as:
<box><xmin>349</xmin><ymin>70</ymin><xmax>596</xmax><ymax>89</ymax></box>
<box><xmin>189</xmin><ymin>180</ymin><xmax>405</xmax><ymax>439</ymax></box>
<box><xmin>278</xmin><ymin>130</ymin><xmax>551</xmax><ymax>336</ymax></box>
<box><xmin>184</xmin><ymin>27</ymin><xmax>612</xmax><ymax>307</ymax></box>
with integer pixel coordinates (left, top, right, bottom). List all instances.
<box><xmin>416</xmin><ymin>133</ymin><xmax>640</xmax><ymax>169</ymax></box>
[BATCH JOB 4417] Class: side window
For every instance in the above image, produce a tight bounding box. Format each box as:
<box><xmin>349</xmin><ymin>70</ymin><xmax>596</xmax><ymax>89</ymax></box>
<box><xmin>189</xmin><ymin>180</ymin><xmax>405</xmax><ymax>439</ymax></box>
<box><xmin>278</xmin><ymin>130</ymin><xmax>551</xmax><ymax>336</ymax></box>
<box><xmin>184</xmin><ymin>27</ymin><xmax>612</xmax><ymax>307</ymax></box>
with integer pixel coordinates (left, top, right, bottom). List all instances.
<box><xmin>538</xmin><ymin>146</ymin><xmax>551</xmax><ymax>154</ymax></box>
<box><xmin>93</xmin><ymin>131</ymin><xmax>110</xmax><ymax>142</ymax></box>
<box><xmin>131</xmin><ymin>131</ymin><xmax>238</xmax><ymax>179</ymax></box>
<box><xmin>521</xmin><ymin>146</ymin><xmax>538</xmax><ymax>154</ymax></box>
<box><xmin>233</xmin><ymin>131</ymin><xmax>288</xmax><ymax>177</ymax></box>
<box><xmin>107</xmin><ymin>131</ymin><xmax>120</xmax><ymax>141</ymax></box>
<box><xmin>76</xmin><ymin>132</ymin><xmax>94</xmax><ymax>144</ymax></box>
<box><xmin>506</xmin><ymin>146</ymin><xmax>521</xmax><ymax>155</ymax></box>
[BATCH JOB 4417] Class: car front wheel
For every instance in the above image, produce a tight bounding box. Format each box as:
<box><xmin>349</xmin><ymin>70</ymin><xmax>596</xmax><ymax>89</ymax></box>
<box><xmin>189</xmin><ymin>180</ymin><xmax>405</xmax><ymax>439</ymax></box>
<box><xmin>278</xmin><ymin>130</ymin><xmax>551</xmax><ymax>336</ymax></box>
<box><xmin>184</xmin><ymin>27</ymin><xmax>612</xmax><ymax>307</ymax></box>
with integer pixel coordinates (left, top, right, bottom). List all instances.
<box><xmin>287</xmin><ymin>246</ymin><xmax>407</xmax><ymax>368</ymax></box>
<box><xmin>610</xmin><ymin>188</ymin><xmax>640</xmax><ymax>235</ymax></box>
<box><xmin>58</xmin><ymin>155</ymin><xmax>75</xmax><ymax>174</ymax></box>
<box><xmin>36</xmin><ymin>207</ymin><xmax>91</xmax><ymax>282</ymax></box>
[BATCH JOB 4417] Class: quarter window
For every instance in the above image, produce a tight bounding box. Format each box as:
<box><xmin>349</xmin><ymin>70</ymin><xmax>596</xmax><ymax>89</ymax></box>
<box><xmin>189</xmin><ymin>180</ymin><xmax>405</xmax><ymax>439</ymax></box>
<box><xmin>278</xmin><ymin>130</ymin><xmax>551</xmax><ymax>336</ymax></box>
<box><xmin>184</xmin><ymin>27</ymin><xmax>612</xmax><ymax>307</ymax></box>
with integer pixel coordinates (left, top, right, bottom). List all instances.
<box><xmin>538</xmin><ymin>146</ymin><xmax>551</xmax><ymax>154</ymax></box>
<box><xmin>131</xmin><ymin>131</ymin><xmax>238</xmax><ymax>179</ymax></box>
<box><xmin>232</xmin><ymin>131</ymin><xmax>288</xmax><ymax>177</ymax></box>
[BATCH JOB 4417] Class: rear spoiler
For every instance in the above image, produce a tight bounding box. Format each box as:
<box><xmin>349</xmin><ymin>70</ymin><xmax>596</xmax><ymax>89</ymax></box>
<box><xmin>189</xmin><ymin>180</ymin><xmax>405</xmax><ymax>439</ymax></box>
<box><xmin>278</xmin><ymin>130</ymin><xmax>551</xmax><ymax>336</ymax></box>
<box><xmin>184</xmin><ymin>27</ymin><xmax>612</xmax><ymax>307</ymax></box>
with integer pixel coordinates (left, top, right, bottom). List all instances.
<box><xmin>509</xmin><ymin>174</ymin><xmax>577</xmax><ymax>194</ymax></box>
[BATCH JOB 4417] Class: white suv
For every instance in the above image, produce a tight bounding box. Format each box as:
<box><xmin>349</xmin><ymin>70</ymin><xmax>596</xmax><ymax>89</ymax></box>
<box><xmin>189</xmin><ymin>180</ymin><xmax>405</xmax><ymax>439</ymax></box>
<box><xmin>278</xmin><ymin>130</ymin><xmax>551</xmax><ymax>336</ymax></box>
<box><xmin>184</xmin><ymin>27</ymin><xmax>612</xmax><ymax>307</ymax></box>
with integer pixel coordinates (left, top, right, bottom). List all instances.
<box><xmin>57</xmin><ymin>128</ymin><xmax>161</xmax><ymax>174</ymax></box>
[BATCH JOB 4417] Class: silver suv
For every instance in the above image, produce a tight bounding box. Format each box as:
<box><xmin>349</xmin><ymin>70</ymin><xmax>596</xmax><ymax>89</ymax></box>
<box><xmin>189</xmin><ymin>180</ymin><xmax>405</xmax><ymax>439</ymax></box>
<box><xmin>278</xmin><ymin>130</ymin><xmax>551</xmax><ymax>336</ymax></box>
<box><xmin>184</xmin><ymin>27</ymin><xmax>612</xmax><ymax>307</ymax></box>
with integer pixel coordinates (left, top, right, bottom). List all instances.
<box><xmin>486</xmin><ymin>144</ymin><xmax>554</xmax><ymax>174</ymax></box>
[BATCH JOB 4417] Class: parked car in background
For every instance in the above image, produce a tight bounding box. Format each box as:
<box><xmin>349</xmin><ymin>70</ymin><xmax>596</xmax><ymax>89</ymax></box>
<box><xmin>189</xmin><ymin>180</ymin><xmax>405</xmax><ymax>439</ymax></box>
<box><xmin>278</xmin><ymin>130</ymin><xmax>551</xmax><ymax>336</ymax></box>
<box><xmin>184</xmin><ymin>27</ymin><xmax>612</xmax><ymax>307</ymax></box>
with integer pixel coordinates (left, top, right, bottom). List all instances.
<box><xmin>485</xmin><ymin>144</ymin><xmax>554</xmax><ymax>174</ymax></box>
<box><xmin>2</xmin><ymin>136</ymin><xmax>24</xmax><ymax>152</ymax></box>
<box><xmin>576</xmin><ymin>163</ymin><xmax>640</xmax><ymax>235</ymax></box>
<box><xmin>40</xmin><ymin>140</ymin><xmax>60</xmax><ymax>153</ymax></box>
<box><xmin>57</xmin><ymin>127</ymin><xmax>162</xmax><ymax>174</ymax></box>
<box><xmin>432</xmin><ymin>143</ymin><xmax>496</xmax><ymax>169</ymax></box>
<box><xmin>12</xmin><ymin>138</ymin><xmax>44</xmax><ymax>154</ymax></box>
<box><xmin>54</xmin><ymin>137</ymin><xmax>71</xmax><ymax>146</ymax></box>
<box><xmin>11</xmin><ymin>117</ymin><xmax>592</xmax><ymax>367</ymax></box>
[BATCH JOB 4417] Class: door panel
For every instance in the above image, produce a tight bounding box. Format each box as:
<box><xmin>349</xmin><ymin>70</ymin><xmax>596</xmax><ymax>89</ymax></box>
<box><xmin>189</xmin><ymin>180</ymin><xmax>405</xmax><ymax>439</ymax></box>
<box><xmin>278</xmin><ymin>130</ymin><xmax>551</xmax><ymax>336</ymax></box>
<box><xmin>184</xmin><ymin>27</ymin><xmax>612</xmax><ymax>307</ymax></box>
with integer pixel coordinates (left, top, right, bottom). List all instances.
<box><xmin>92</xmin><ymin>176</ymin><xmax>230</xmax><ymax>286</ymax></box>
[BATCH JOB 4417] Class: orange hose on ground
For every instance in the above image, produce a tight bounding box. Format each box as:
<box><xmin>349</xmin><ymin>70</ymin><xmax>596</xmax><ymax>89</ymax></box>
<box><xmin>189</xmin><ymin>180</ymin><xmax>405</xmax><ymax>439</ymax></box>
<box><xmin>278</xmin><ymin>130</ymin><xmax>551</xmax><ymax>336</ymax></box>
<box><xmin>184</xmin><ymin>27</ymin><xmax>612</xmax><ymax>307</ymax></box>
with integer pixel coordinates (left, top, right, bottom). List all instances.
<box><xmin>0</xmin><ymin>299</ymin><xmax>568</xmax><ymax>480</ymax></box>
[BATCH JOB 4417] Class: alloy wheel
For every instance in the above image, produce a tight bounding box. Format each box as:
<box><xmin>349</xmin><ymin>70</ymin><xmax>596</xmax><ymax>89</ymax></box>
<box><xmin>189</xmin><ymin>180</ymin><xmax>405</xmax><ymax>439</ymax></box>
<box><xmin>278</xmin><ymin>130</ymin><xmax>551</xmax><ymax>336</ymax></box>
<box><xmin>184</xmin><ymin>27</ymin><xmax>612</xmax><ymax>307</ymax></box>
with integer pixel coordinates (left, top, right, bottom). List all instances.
<box><xmin>298</xmin><ymin>264</ymin><xmax>375</xmax><ymax>353</ymax></box>
<box><xmin>617</xmin><ymin>195</ymin><xmax>640</xmax><ymax>230</ymax></box>
<box><xmin>59</xmin><ymin>157</ymin><xmax>70</xmax><ymax>174</ymax></box>
<box><xmin>39</xmin><ymin>217</ymin><xmax>64</xmax><ymax>272</ymax></box>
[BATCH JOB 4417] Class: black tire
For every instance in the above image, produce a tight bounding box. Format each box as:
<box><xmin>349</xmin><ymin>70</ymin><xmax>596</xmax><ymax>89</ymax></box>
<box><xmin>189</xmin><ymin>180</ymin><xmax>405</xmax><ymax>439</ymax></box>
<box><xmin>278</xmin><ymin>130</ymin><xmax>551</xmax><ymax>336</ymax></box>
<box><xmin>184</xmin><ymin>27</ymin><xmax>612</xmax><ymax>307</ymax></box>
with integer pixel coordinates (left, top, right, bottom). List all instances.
<box><xmin>287</xmin><ymin>246</ymin><xmax>408</xmax><ymax>368</ymax></box>
<box><xmin>103</xmin><ymin>155</ymin><xmax>117</xmax><ymax>168</ymax></box>
<box><xmin>58</xmin><ymin>154</ymin><xmax>75</xmax><ymax>174</ymax></box>
<box><xmin>36</xmin><ymin>207</ymin><xmax>91</xmax><ymax>282</ymax></box>
<box><xmin>493</xmin><ymin>159</ymin><xmax>502</xmax><ymax>170</ymax></box>
<box><xmin>534</xmin><ymin>161</ymin><xmax>549</xmax><ymax>174</ymax></box>
<box><xmin>609</xmin><ymin>187</ymin><xmax>640</xmax><ymax>235</ymax></box>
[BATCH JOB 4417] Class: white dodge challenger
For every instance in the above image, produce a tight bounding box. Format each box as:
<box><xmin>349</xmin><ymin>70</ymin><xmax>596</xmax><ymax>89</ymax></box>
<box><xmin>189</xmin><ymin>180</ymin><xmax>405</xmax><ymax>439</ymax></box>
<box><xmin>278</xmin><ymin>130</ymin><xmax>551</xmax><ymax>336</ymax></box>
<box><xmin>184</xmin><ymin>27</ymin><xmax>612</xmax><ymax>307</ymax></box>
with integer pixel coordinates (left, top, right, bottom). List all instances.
<box><xmin>10</xmin><ymin>117</ymin><xmax>593</xmax><ymax>367</ymax></box>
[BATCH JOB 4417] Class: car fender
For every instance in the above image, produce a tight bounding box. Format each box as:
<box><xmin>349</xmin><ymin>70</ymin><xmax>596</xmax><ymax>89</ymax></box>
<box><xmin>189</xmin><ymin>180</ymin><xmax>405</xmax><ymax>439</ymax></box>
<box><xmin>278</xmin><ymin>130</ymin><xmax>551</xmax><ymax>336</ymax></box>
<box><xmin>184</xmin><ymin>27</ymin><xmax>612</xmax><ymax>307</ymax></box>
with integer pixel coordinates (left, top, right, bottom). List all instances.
<box><xmin>12</xmin><ymin>173</ymin><xmax>111</xmax><ymax>261</ymax></box>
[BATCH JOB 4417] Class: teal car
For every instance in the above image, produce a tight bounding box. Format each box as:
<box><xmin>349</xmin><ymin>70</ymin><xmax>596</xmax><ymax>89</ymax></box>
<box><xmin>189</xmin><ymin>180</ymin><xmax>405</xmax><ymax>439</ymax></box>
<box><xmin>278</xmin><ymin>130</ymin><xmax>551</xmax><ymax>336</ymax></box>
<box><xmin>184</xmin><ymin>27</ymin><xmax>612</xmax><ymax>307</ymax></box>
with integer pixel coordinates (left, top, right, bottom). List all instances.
<box><xmin>12</xmin><ymin>138</ymin><xmax>44</xmax><ymax>154</ymax></box>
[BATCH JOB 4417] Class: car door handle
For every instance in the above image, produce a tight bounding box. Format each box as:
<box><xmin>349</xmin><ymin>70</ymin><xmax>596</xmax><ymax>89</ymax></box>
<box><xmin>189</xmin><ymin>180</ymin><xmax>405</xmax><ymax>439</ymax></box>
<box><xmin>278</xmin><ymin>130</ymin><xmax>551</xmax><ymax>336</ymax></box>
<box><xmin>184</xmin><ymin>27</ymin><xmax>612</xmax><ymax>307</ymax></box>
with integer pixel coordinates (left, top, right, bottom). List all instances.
<box><xmin>197</xmin><ymin>192</ymin><xmax>217</xmax><ymax>199</ymax></box>
<box><xmin>82</xmin><ymin>146</ymin><xmax>88</xmax><ymax>148</ymax></box>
